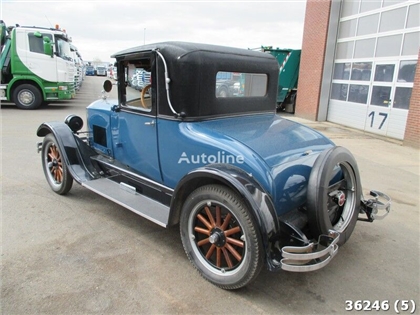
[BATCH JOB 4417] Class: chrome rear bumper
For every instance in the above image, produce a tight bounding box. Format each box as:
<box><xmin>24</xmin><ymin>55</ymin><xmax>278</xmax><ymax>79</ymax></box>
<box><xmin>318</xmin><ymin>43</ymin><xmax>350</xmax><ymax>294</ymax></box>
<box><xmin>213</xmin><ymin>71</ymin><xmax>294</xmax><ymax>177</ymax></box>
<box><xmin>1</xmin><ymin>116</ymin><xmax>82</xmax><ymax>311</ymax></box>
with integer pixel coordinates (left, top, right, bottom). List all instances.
<box><xmin>281</xmin><ymin>230</ymin><xmax>339</xmax><ymax>272</ymax></box>
<box><xmin>359</xmin><ymin>190</ymin><xmax>391</xmax><ymax>222</ymax></box>
<box><xmin>280</xmin><ymin>190</ymin><xmax>391</xmax><ymax>272</ymax></box>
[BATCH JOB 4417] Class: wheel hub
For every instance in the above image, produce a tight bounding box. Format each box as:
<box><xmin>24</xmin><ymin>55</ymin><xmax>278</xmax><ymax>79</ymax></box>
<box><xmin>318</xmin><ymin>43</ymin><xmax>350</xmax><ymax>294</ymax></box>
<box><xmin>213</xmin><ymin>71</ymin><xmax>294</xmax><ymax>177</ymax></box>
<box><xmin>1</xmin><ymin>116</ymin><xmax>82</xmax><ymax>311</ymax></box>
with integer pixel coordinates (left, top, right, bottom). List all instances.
<box><xmin>209</xmin><ymin>227</ymin><xmax>226</xmax><ymax>247</ymax></box>
<box><xmin>19</xmin><ymin>91</ymin><xmax>34</xmax><ymax>105</ymax></box>
<box><xmin>330</xmin><ymin>190</ymin><xmax>346</xmax><ymax>207</ymax></box>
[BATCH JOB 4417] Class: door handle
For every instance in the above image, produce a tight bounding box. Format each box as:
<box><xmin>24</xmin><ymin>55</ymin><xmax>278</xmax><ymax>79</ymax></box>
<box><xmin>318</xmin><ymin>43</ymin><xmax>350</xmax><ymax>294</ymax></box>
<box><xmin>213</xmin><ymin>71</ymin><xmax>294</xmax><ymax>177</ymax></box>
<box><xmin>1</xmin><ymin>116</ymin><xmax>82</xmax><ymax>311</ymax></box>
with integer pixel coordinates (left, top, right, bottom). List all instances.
<box><xmin>145</xmin><ymin>120</ymin><xmax>155</xmax><ymax>126</ymax></box>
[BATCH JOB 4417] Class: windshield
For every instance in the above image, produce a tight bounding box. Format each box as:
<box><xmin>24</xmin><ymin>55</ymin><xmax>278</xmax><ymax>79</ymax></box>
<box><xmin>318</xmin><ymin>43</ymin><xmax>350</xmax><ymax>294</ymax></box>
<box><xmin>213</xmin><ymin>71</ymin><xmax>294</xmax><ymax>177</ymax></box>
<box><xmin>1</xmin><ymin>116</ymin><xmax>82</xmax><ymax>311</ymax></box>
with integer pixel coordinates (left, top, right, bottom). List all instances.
<box><xmin>55</xmin><ymin>36</ymin><xmax>72</xmax><ymax>61</ymax></box>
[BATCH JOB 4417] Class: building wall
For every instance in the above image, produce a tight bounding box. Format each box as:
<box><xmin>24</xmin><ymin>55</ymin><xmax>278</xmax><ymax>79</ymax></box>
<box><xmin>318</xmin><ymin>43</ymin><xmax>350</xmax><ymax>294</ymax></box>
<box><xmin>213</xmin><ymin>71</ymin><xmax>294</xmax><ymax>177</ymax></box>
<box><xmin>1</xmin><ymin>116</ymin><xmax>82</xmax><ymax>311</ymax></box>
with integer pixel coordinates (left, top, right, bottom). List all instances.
<box><xmin>295</xmin><ymin>0</ymin><xmax>332</xmax><ymax>120</ymax></box>
<box><xmin>403</xmin><ymin>49</ymin><xmax>420</xmax><ymax>148</ymax></box>
<box><xmin>298</xmin><ymin>0</ymin><xmax>420</xmax><ymax>147</ymax></box>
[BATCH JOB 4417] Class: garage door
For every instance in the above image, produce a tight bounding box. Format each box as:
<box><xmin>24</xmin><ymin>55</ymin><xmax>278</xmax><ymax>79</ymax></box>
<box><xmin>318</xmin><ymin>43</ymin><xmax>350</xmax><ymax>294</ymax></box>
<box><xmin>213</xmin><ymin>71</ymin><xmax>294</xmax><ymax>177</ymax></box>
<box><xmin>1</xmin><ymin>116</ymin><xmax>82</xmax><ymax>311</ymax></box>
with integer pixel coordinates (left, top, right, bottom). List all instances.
<box><xmin>326</xmin><ymin>1</ymin><xmax>419</xmax><ymax>140</ymax></box>
<box><xmin>328</xmin><ymin>59</ymin><xmax>416</xmax><ymax>140</ymax></box>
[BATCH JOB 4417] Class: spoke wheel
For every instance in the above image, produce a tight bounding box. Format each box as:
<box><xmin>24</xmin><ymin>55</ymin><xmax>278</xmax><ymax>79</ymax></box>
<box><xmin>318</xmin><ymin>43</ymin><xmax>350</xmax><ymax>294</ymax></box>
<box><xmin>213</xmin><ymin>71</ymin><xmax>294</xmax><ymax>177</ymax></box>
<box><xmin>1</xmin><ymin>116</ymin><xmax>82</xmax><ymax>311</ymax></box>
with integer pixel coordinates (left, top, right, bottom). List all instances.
<box><xmin>41</xmin><ymin>133</ymin><xmax>73</xmax><ymax>195</ymax></box>
<box><xmin>307</xmin><ymin>147</ymin><xmax>361</xmax><ymax>246</ymax></box>
<box><xmin>193</xmin><ymin>202</ymin><xmax>244</xmax><ymax>270</ymax></box>
<box><xmin>180</xmin><ymin>185</ymin><xmax>263</xmax><ymax>290</ymax></box>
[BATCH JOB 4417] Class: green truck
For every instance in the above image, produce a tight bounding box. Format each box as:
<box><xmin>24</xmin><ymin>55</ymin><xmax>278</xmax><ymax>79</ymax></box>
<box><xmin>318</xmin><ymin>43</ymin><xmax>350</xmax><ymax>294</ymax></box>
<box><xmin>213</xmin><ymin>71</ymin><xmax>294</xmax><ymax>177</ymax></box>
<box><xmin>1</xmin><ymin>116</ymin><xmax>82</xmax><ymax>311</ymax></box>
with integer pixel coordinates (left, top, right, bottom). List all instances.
<box><xmin>0</xmin><ymin>21</ymin><xmax>75</xmax><ymax>109</ymax></box>
<box><xmin>262</xmin><ymin>46</ymin><xmax>301</xmax><ymax>113</ymax></box>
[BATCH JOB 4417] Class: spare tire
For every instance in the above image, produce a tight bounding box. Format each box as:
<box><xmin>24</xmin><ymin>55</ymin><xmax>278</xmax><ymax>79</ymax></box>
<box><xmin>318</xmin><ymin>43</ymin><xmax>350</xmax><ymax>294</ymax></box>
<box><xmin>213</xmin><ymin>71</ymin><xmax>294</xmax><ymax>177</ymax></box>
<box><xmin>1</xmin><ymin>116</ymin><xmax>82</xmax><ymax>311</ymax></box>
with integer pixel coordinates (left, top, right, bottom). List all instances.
<box><xmin>307</xmin><ymin>147</ymin><xmax>361</xmax><ymax>246</ymax></box>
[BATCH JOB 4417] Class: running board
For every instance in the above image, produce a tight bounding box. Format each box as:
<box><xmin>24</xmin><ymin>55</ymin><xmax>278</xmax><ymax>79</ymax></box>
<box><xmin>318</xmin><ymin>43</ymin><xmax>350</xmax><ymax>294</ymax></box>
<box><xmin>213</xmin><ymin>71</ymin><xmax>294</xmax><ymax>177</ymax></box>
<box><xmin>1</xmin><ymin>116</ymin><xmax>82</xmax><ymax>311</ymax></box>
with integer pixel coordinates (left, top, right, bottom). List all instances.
<box><xmin>82</xmin><ymin>177</ymin><xmax>170</xmax><ymax>227</ymax></box>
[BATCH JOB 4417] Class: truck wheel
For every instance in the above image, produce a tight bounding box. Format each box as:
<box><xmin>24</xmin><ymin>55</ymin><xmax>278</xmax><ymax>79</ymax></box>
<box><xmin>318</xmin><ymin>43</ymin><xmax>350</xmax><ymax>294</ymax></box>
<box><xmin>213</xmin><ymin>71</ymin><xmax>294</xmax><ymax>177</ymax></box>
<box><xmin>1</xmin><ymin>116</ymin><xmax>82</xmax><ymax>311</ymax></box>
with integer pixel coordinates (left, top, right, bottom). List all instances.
<box><xmin>180</xmin><ymin>184</ymin><xmax>263</xmax><ymax>289</ymax></box>
<box><xmin>307</xmin><ymin>147</ymin><xmax>361</xmax><ymax>246</ymax></box>
<box><xmin>13</xmin><ymin>84</ymin><xmax>42</xmax><ymax>109</ymax></box>
<box><xmin>41</xmin><ymin>133</ymin><xmax>73</xmax><ymax>195</ymax></box>
<box><xmin>218</xmin><ymin>87</ymin><xmax>228</xmax><ymax>97</ymax></box>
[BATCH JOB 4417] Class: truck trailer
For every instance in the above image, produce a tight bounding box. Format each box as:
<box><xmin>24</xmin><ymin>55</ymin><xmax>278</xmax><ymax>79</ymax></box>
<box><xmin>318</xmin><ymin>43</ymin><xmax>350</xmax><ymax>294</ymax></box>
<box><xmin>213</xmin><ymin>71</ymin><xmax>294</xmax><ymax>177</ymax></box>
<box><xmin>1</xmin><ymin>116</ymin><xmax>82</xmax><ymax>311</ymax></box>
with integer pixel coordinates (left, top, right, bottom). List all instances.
<box><xmin>262</xmin><ymin>46</ymin><xmax>301</xmax><ymax>113</ymax></box>
<box><xmin>0</xmin><ymin>21</ymin><xmax>75</xmax><ymax>109</ymax></box>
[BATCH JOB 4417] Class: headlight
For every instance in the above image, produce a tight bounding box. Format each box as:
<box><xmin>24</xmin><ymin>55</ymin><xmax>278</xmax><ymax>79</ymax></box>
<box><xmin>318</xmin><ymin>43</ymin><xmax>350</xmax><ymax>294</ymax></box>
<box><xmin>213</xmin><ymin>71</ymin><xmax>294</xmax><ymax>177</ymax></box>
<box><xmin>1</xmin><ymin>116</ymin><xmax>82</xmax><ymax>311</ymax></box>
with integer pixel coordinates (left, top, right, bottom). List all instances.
<box><xmin>65</xmin><ymin>114</ymin><xmax>83</xmax><ymax>132</ymax></box>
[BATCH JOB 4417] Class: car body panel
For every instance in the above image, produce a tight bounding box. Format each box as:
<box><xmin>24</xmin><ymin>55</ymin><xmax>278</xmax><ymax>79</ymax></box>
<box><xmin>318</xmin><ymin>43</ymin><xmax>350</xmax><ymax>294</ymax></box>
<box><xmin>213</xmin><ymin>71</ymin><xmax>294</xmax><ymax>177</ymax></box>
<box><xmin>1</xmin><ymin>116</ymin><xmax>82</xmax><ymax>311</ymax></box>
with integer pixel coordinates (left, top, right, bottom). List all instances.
<box><xmin>87</xmin><ymin>96</ymin><xmax>334</xmax><ymax>216</ymax></box>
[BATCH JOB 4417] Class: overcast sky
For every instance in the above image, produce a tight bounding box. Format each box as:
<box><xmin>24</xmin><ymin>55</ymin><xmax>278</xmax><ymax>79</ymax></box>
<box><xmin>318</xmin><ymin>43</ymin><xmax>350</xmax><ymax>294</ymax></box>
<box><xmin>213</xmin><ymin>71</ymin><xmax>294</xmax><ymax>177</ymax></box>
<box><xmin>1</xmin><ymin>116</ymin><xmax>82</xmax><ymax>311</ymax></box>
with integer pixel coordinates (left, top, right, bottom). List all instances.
<box><xmin>1</xmin><ymin>0</ymin><xmax>307</xmax><ymax>63</ymax></box>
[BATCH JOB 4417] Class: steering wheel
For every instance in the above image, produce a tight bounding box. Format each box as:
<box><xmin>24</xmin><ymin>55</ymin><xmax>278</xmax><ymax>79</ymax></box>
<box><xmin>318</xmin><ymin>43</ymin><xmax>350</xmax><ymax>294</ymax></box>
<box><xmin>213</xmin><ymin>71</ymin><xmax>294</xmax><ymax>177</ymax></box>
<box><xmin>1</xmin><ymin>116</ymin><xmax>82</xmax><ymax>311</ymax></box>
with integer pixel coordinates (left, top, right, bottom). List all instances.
<box><xmin>141</xmin><ymin>84</ymin><xmax>152</xmax><ymax>109</ymax></box>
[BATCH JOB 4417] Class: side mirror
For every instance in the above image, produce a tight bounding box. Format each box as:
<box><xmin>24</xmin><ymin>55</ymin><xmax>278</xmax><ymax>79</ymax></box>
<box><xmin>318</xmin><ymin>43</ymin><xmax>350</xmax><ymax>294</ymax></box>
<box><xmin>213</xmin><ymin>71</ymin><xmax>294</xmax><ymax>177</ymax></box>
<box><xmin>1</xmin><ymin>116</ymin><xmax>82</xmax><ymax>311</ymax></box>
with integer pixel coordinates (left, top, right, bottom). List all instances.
<box><xmin>43</xmin><ymin>36</ymin><xmax>53</xmax><ymax>57</ymax></box>
<box><xmin>103</xmin><ymin>80</ymin><xmax>113</xmax><ymax>92</ymax></box>
<box><xmin>0</xmin><ymin>21</ymin><xmax>7</xmax><ymax>46</ymax></box>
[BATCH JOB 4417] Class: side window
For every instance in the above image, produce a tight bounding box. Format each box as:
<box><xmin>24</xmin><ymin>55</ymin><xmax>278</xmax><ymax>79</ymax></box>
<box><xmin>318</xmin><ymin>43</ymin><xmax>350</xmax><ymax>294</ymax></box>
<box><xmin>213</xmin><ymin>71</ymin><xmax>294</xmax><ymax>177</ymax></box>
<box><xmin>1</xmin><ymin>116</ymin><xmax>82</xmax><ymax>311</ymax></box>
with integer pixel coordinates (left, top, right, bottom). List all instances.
<box><xmin>122</xmin><ymin>60</ymin><xmax>152</xmax><ymax>112</ymax></box>
<box><xmin>28</xmin><ymin>33</ymin><xmax>52</xmax><ymax>54</ymax></box>
<box><xmin>216</xmin><ymin>71</ymin><xmax>267</xmax><ymax>98</ymax></box>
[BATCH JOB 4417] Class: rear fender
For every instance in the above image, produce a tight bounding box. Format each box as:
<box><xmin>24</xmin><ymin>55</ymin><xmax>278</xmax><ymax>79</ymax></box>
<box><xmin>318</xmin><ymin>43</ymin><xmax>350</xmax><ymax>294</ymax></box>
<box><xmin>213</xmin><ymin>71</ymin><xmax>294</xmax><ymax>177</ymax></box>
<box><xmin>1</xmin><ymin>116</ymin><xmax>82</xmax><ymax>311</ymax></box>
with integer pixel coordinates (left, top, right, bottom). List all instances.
<box><xmin>169</xmin><ymin>164</ymin><xmax>280</xmax><ymax>260</ymax></box>
<box><xmin>37</xmin><ymin>121</ymin><xmax>99</xmax><ymax>183</ymax></box>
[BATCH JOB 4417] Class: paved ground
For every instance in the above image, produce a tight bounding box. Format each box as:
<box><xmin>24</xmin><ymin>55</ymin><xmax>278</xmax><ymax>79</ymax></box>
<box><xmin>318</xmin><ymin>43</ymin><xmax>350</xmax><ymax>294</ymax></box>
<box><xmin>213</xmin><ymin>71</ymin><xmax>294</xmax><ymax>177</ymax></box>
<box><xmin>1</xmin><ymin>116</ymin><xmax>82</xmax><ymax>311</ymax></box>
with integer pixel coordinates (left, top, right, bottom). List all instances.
<box><xmin>1</xmin><ymin>76</ymin><xmax>419</xmax><ymax>314</ymax></box>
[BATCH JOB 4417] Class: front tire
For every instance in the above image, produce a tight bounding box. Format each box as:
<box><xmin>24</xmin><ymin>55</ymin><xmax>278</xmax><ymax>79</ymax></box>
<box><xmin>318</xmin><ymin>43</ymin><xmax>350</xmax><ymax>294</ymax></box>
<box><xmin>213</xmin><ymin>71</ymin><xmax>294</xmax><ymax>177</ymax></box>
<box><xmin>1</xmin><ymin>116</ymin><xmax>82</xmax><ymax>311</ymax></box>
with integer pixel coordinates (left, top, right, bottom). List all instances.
<box><xmin>180</xmin><ymin>184</ymin><xmax>263</xmax><ymax>290</ymax></box>
<box><xmin>41</xmin><ymin>133</ymin><xmax>73</xmax><ymax>195</ymax></box>
<box><xmin>13</xmin><ymin>84</ymin><xmax>42</xmax><ymax>110</ymax></box>
<box><xmin>307</xmin><ymin>147</ymin><xmax>361</xmax><ymax>246</ymax></box>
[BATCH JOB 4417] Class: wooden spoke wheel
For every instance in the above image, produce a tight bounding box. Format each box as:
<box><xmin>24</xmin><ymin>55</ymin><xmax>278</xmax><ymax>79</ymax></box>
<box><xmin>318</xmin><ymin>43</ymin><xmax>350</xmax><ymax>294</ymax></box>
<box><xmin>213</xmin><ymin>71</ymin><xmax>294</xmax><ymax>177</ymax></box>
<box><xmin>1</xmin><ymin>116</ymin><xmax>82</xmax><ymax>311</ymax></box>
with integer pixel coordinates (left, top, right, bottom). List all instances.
<box><xmin>180</xmin><ymin>185</ymin><xmax>263</xmax><ymax>290</ymax></box>
<box><xmin>41</xmin><ymin>133</ymin><xmax>73</xmax><ymax>195</ymax></box>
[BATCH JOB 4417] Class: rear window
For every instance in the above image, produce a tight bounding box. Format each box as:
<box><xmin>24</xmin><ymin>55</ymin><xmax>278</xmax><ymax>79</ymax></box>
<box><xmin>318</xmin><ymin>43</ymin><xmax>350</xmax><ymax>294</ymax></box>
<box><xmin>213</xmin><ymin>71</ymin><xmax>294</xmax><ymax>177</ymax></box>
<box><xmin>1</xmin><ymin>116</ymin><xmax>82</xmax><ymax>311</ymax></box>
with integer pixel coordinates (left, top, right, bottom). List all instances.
<box><xmin>215</xmin><ymin>71</ymin><xmax>267</xmax><ymax>98</ymax></box>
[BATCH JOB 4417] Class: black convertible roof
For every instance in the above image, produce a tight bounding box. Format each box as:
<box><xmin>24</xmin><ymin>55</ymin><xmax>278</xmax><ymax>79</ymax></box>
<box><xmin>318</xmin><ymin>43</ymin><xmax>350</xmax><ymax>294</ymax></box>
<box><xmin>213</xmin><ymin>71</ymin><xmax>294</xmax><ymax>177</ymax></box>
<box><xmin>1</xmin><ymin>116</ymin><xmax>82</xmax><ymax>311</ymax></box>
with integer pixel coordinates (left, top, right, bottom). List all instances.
<box><xmin>112</xmin><ymin>42</ymin><xmax>280</xmax><ymax>119</ymax></box>
<box><xmin>111</xmin><ymin>41</ymin><xmax>275</xmax><ymax>61</ymax></box>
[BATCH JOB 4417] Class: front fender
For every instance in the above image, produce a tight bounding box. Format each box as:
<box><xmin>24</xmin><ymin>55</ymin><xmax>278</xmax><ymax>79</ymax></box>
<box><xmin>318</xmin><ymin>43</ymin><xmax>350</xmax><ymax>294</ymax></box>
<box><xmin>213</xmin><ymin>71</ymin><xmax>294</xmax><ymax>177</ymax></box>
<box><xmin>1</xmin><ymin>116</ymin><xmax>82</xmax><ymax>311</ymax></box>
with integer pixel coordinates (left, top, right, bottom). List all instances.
<box><xmin>169</xmin><ymin>164</ymin><xmax>280</xmax><ymax>262</ymax></box>
<box><xmin>9</xmin><ymin>76</ymin><xmax>44</xmax><ymax>99</ymax></box>
<box><xmin>37</xmin><ymin>121</ymin><xmax>99</xmax><ymax>184</ymax></box>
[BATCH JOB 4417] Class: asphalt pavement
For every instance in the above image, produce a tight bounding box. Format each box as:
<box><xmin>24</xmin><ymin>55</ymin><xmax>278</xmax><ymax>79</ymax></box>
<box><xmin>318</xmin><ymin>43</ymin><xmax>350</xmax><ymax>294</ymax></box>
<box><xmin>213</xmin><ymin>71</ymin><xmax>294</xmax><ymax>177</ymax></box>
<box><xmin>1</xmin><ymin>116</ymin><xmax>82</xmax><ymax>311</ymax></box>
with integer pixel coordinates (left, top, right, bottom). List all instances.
<box><xmin>1</xmin><ymin>76</ymin><xmax>419</xmax><ymax>314</ymax></box>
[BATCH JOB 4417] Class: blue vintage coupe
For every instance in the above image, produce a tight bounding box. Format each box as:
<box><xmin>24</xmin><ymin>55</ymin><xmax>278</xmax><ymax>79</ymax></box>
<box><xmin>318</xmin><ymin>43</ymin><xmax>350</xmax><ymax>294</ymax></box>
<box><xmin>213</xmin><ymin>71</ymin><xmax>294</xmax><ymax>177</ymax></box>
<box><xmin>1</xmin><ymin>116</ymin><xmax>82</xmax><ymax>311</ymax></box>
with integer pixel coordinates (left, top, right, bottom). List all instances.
<box><xmin>37</xmin><ymin>42</ymin><xmax>390</xmax><ymax>289</ymax></box>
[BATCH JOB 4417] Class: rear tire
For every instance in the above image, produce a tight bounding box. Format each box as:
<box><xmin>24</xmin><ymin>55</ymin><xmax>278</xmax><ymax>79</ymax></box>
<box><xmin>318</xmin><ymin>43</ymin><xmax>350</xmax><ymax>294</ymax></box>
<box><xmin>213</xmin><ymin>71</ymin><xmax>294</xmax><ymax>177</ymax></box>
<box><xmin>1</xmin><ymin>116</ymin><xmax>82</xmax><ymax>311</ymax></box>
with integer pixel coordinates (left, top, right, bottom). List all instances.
<box><xmin>41</xmin><ymin>133</ymin><xmax>73</xmax><ymax>195</ymax></box>
<box><xmin>307</xmin><ymin>147</ymin><xmax>361</xmax><ymax>246</ymax></box>
<box><xmin>13</xmin><ymin>84</ymin><xmax>42</xmax><ymax>110</ymax></box>
<box><xmin>180</xmin><ymin>184</ymin><xmax>263</xmax><ymax>289</ymax></box>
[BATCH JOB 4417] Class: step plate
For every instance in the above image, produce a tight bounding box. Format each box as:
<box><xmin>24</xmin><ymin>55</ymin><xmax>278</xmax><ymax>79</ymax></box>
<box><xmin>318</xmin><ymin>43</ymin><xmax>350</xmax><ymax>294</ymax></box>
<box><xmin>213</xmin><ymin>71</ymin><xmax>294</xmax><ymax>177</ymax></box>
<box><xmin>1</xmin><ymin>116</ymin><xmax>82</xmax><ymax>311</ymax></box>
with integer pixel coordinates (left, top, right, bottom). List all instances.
<box><xmin>82</xmin><ymin>178</ymin><xmax>170</xmax><ymax>227</ymax></box>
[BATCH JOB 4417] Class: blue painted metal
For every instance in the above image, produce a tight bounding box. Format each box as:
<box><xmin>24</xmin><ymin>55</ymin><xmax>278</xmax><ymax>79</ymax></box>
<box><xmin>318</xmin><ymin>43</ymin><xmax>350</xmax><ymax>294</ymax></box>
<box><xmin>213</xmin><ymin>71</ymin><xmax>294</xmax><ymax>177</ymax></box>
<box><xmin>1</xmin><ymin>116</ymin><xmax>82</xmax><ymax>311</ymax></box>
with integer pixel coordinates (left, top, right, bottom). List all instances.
<box><xmin>87</xmin><ymin>98</ymin><xmax>334</xmax><ymax>216</ymax></box>
<box><xmin>110</xmin><ymin>110</ymin><xmax>162</xmax><ymax>183</ymax></box>
<box><xmin>86</xmin><ymin>99</ymin><xmax>117</xmax><ymax>156</ymax></box>
<box><xmin>157</xmin><ymin>113</ymin><xmax>334</xmax><ymax>215</ymax></box>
